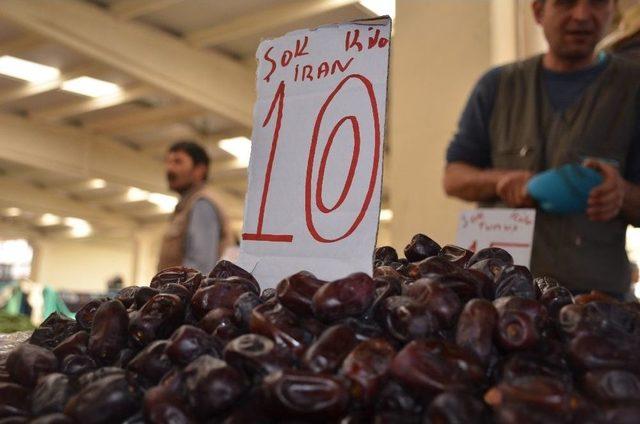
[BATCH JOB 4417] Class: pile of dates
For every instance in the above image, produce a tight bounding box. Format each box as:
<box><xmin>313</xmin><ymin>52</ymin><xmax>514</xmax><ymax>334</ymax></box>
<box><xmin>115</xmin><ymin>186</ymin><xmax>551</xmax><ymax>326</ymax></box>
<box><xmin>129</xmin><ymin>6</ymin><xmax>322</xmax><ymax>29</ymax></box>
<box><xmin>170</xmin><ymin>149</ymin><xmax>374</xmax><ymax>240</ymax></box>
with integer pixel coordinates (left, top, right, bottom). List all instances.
<box><xmin>1</xmin><ymin>233</ymin><xmax>640</xmax><ymax>423</ymax></box>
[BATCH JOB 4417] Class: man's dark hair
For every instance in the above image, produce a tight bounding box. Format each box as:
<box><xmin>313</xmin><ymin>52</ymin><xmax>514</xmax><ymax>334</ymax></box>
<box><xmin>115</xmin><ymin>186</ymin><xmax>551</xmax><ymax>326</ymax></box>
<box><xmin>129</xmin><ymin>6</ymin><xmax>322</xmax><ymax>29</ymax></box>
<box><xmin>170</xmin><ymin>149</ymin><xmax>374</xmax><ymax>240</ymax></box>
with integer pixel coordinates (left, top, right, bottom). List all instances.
<box><xmin>169</xmin><ymin>140</ymin><xmax>210</xmax><ymax>180</ymax></box>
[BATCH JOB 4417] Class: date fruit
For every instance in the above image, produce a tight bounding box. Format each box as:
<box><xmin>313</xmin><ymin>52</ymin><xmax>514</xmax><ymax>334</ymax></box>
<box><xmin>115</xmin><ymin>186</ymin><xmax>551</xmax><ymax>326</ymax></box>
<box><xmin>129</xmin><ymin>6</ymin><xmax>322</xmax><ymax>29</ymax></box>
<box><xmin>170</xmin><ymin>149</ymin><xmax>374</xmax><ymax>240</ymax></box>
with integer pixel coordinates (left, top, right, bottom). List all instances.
<box><xmin>262</xmin><ymin>370</ymin><xmax>349</xmax><ymax>419</ymax></box>
<box><xmin>390</xmin><ymin>340</ymin><xmax>484</xmax><ymax>395</ymax></box>
<box><xmin>183</xmin><ymin>355</ymin><xmax>247</xmax><ymax>418</ymax></box>
<box><xmin>303</xmin><ymin>324</ymin><xmax>358</xmax><ymax>373</ymax></box>
<box><xmin>467</xmin><ymin>247</ymin><xmax>513</xmax><ymax>268</ymax></box>
<box><xmin>127</xmin><ymin>340</ymin><xmax>173</xmax><ymax>387</ymax></box>
<box><xmin>341</xmin><ymin>338</ymin><xmax>396</xmax><ymax>403</ymax></box>
<box><xmin>88</xmin><ymin>299</ymin><xmax>129</xmax><ymax>364</ymax></box>
<box><xmin>209</xmin><ymin>260</ymin><xmax>259</xmax><ymax>293</ymax></box>
<box><xmin>426</xmin><ymin>391</ymin><xmax>489</xmax><ymax>424</ymax></box>
<box><xmin>404</xmin><ymin>234</ymin><xmax>441</xmax><ymax>262</ymax></box>
<box><xmin>582</xmin><ymin>369</ymin><xmax>640</xmax><ymax>403</ymax></box>
<box><xmin>455</xmin><ymin>299</ymin><xmax>498</xmax><ymax>366</ymax></box>
<box><xmin>30</xmin><ymin>373</ymin><xmax>72</xmax><ymax>415</ymax></box>
<box><xmin>76</xmin><ymin>299</ymin><xmax>110</xmax><ymax>331</ymax></box>
<box><xmin>129</xmin><ymin>294</ymin><xmax>184</xmax><ymax>347</ymax></box>
<box><xmin>65</xmin><ymin>374</ymin><xmax>140</xmax><ymax>424</ymax></box>
<box><xmin>223</xmin><ymin>334</ymin><xmax>290</xmax><ymax>379</ymax></box>
<box><xmin>276</xmin><ymin>271</ymin><xmax>325</xmax><ymax>317</ymax></box>
<box><xmin>165</xmin><ymin>325</ymin><xmax>218</xmax><ymax>365</ymax></box>
<box><xmin>438</xmin><ymin>244</ymin><xmax>474</xmax><ymax>267</ymax></box>
<box><xmin>190</xmin><ymin>279</ymin><xmax>253</xmax><ymax>320</ymax></box>
<box><xmin>312</xmin><ymin>273</ymin><xmax>375</xmax><ymax>322</ymax></box>
<box><xmin>52</xmin><ymin>330</ymin><xmax>89</xmax><ymax>360</ymax></box>
<box><xmin>6</xmin><ymin>343</ymin><xmax>58</xmax><ymax>387</ymax></box>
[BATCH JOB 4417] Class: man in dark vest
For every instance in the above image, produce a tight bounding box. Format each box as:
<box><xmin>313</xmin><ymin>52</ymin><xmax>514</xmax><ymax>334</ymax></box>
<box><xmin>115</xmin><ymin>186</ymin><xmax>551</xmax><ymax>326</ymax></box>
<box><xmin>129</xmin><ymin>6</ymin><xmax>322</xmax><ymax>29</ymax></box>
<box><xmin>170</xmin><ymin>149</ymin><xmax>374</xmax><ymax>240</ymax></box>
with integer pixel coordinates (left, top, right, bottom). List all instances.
<box><xmin>443</xmin><ymin>0</ymin><xmax>640</xmax><ymax>298</ymax></box>
<box><xmin>157</xmin><ymin>141</ymin><xmax>233</xmax><ymax>274</ymax></box>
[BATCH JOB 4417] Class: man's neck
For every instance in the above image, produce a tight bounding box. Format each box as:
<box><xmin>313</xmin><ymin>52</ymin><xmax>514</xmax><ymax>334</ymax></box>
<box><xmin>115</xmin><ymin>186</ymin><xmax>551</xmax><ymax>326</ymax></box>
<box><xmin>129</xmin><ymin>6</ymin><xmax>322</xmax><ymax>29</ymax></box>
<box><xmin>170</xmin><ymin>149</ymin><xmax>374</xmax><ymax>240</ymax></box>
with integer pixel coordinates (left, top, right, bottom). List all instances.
<box><xmin>178</xmin><ymin>181</ymin><xmax>204</xmax><ymax>198</ymax></box>
<box><xmin>542</xmin><ymin>52</ymin><xmax>598</xmax><ymax>72</ymax></box>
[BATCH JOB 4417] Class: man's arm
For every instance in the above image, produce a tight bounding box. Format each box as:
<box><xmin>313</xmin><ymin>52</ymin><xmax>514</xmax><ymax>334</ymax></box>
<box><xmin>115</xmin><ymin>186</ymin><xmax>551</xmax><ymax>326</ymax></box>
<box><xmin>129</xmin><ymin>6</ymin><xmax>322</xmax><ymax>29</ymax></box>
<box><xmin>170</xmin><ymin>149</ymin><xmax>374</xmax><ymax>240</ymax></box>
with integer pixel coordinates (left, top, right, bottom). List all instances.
<box><xmin>584</xmin><ymin>159</ymin><xmax>640</xmax><ymax>225</ymax></box>
<box><xmin>184</xmin><ymin>198</ymin><xmax>220</xmax><ymax>274</ymax></box>
<box><xmin>443</xmin><ymin>162</ymin><xmax>505</xmax><ymax>201</ymax></box>
<box><xmin>444</xmin><ymin>162</ymin><xmax>534</xmax><ymax>207</ymax></box>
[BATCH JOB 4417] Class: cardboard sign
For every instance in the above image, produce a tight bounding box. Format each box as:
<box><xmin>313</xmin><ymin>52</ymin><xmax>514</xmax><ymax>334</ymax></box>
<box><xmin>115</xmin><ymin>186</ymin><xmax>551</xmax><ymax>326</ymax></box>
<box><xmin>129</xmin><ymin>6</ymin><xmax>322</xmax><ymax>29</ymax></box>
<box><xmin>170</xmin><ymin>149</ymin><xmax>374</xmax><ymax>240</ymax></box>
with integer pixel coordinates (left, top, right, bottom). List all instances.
<box><xmin>237</xmin><ymin>18</ymin><xmax>392</xmax><ymax>289</ymax></box>
<box><xmin>456</xmin><ymin>209</ymin><xmax>536</xmax><ymax>267</ymax></box>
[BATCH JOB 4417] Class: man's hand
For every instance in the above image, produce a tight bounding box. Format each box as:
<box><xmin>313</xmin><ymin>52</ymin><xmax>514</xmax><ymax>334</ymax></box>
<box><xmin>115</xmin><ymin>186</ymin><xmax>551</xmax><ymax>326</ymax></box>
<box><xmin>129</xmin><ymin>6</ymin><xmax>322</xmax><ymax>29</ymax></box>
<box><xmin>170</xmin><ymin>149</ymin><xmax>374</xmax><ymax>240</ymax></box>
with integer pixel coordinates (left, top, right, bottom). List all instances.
<box><xmin>584</xmin><ymin>159</ymin><xmax>625</xmax><ymax>222</ymax></box>
<box><xmin>496</xmin><ymin>170</ymin><xmax>534</xmax><ymax>207</ymax></box>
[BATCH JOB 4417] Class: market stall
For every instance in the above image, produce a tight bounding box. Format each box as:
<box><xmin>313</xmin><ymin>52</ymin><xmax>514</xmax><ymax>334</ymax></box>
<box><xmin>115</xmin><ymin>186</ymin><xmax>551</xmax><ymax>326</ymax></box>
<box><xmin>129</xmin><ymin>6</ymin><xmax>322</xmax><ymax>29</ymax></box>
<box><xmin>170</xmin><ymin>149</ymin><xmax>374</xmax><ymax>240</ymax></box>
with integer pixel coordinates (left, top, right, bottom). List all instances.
<box><xmin>2</xmin><ymin>240</ymin><xmax>639</xmax><ymax>423</ymax></box>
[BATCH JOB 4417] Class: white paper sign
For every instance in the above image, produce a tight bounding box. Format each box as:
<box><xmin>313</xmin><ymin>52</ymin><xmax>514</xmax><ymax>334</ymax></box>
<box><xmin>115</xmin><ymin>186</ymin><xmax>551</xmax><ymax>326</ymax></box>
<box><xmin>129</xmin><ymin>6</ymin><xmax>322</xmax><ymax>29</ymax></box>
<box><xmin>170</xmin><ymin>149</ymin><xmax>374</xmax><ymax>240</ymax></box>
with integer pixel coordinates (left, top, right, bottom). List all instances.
<box><xmin>456</xmin><ymin>209</ymin><xmax>536</xmax><ymax>267</ymax></box>
<box><xmin>238</xmin><ymin>18</ymin><xmax>392</xmax><ymax>289</ymax></box>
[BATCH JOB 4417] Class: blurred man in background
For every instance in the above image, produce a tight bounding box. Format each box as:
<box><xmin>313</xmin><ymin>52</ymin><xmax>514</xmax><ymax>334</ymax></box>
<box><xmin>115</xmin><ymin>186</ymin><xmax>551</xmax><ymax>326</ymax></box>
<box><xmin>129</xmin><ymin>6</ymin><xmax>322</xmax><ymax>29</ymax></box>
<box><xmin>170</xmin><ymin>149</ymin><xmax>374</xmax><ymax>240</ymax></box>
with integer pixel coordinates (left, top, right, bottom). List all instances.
<box><xmin>443</xmin><ymin>0</ymin><xmax>640</xmax><ymax>298</ymax></box>
<box><xmin>158</xmin><ymin>141</ymin><xmax>233</xmax><ymax>274</ymax></box>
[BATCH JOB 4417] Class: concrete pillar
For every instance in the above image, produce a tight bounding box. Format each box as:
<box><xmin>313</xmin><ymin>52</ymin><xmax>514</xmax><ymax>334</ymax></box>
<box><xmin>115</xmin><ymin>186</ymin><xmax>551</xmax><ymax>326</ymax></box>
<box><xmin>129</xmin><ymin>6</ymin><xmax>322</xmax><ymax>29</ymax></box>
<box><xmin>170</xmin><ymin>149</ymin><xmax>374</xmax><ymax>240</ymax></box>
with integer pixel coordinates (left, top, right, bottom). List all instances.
<box><xmin>516</xmin><ymin>0</ymin><xmax>547</xmax><ymax>57</ymax></box>
<box><xmin>132</xmin><ymin>224</ymin><xmax>165</xmax><ymax>285</ymax></box>
<box><xmin>491</xmin><ymin>0</ymin><xmax>518</xmax><ymax>65</ymax></box>
<box><xmin>388</xmin><ymin>0</ymin><xmax>493</xmax><ymax>249</ymax></box>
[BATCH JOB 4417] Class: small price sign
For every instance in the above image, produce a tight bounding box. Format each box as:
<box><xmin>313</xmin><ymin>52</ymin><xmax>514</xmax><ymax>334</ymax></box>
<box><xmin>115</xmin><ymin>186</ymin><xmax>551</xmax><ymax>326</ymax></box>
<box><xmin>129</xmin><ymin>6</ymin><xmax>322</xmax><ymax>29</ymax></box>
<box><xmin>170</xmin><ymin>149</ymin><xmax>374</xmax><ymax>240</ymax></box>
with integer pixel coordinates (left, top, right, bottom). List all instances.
<box><xmin>456</xmin><ymin>208</ymin><xmax>537</xmax><ymax>267</ymax></box>
<box><xmin>237</xmin><ymin>17</ymin><xmax>391</xmax><ymax>289</ymax></box>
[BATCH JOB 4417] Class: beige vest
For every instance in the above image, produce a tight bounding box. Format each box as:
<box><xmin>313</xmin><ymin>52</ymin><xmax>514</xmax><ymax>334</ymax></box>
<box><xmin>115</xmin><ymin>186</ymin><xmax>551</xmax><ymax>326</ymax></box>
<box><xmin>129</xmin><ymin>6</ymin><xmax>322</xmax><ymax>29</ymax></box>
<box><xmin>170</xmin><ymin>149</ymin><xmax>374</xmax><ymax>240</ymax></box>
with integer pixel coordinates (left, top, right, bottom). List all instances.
<box><xmin>157</xmin><ymin>184</ymin><xmax>234</xmax><ymax>271</ymax></box>
<box><xmin>487</xmin><ymin>54</ymin><xmax>640</xmax><ymax>294</ymax></box>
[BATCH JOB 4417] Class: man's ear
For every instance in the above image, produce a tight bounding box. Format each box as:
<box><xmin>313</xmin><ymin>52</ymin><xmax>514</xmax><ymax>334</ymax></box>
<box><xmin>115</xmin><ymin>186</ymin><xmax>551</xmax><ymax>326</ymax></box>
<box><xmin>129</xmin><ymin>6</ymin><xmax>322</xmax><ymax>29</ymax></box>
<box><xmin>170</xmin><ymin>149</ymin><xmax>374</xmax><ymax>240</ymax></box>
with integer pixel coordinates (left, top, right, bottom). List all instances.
<box><xmin>532</xmin><ymin>0</ymin><xmax>545</xmax><ymax>24</ymax></box>
<box><xmin>195</xmin><ymin>163</ymin><xmax>208</xmax><ymax>182</ymax></box>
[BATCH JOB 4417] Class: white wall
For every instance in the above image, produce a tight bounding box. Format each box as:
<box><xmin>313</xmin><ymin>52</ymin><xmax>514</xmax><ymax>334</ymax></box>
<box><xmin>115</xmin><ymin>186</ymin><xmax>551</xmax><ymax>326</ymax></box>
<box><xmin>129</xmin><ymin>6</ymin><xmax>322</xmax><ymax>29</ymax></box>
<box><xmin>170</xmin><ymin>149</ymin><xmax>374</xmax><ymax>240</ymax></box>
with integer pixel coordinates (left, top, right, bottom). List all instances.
<box><xmin>34</xmin><ymin>238</ymin><xmax>135</xmax><ymax>293</ymax></box>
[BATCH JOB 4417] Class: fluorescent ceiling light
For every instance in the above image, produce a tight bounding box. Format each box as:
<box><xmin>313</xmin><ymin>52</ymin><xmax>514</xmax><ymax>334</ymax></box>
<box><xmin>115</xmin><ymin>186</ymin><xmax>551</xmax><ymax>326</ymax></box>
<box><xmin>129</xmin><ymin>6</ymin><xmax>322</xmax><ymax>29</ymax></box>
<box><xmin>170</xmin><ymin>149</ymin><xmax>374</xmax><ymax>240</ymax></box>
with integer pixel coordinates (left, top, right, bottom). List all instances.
<box><xmin>40</xmin><ymin>213</ymin><xmax>62</xmax><ymax>226</ymax></box>
<box><xmin>359</xmin><ymin>0</ymin><xmax>396</xmax><ymax>19</ymax></box>
<box><xmin>0</xmin><ymin>55</ymin><xmax>60</xmax><ymax>83</ymax></box>
<box><xmin>88</xmin><ymin>178</ymin><xmax>107</xmax><ymax>189</ymax></box>
<box><xmin>61</xmin><ymin>76</ymin><xmax>121</xmax><ymax>98</ymax></box>
<box><xmin>3</xmin><ymin>207</ymin><xmax>21</xmax><ymax>217</ymax></box>
<box><xmin>126</xmin><ymin>187</ymin><xmax>149</xmax><ymax>202</ymax></box>
<box><xmin>380</xmin><ymin>209</ymin><xmax>394</xmax><ymax>222</ymax></box>
<box><xmin>70</xmin><ymin>226</ymin><xmax>91</xmax><ymax>238</ymax></box>
<box><xmin>126</xmin><ymin>187</ymin><xmax>178</xmax><ymax>213</ymax></box>
<box><xmin>148</xmin><ymin>193</ymin><xmax>178</xmax><ymax>213</ymax></box>
<box><xmin>64</xmin><ymin>217</ymin><xmax>92</xmax><ymax>238</ymax></box>
<box><xmin>219</xmin><ymin>137</ymin><xmax>251</xmax><ymax>167</ymax></box>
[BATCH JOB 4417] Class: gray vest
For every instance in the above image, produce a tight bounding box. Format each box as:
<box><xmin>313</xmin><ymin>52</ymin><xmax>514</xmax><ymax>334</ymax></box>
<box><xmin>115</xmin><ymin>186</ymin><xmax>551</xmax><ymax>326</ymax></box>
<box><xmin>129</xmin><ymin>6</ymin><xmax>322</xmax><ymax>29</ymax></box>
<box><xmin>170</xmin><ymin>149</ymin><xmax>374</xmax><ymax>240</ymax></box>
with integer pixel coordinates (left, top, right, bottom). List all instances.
<box><xmin>488</xmin><ymin>55</ymin><xmax>640</xmax><ymax>294</ymax></box>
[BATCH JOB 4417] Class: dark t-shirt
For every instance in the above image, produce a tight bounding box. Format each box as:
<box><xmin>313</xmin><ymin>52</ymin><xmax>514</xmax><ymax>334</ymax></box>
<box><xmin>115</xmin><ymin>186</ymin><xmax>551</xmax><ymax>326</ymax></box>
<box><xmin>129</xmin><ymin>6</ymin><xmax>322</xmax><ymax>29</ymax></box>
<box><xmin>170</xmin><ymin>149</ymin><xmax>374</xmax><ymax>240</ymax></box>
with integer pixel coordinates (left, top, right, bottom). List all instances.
<box><xmin>446</xmin><ymin>54</ymin><xmax>640</xmax><ymax>182</ymax></box>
